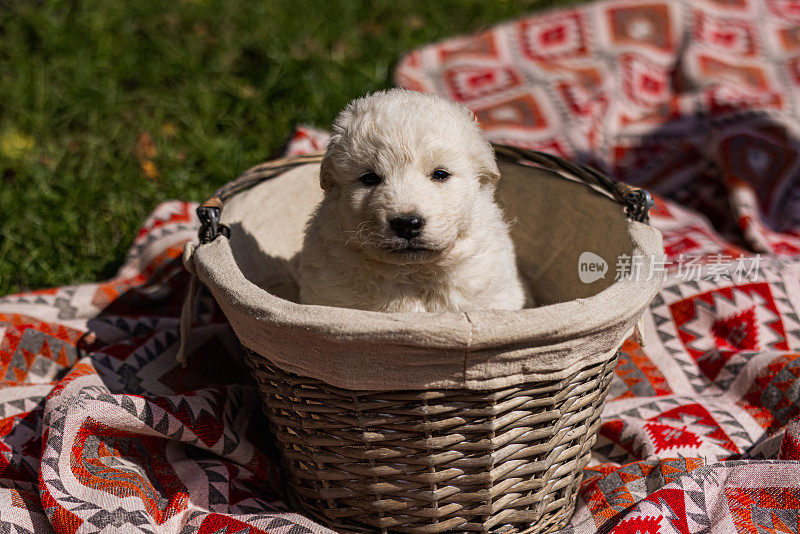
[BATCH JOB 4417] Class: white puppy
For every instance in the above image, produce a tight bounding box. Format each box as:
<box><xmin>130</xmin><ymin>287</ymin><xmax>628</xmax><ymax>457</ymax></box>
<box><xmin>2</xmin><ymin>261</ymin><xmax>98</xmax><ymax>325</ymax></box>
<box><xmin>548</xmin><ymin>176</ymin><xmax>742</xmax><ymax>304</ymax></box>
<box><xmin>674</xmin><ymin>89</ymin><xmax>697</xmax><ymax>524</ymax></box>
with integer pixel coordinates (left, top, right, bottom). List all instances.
<box><xmin>298</xmin><ymin>89</ymin><xmax>528</xmax><ymax>312</ymax></box>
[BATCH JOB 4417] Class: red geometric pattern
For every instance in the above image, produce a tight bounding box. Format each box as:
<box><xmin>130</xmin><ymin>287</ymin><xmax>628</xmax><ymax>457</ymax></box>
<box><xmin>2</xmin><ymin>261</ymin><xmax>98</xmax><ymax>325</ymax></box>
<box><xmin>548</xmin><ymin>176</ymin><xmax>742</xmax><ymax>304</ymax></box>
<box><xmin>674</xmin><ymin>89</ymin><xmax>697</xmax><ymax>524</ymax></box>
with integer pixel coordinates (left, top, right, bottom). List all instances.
<box><xmin>442</xmin><ymin>65</ymin><xmax>522</xmax><ymax>102</ymax></box>
<box><xmin>670</xmin><ymin>283</ymin><xmax>790</xmax><ymax>380</ymax></box>
<box><xmin>197</xmin><ymin>515</ymin><xmax>268</xmax><ymax>534</ymax></box>
<box><xmin>554</xmin><ymin>67</ymin><xmax>607</xmax><ymax>119</ymax></box>
<box><xmin>439</xmin><ymin>32</ymin><xmax>499</xmax><ymax>63</ymax></box>
<box><xmin>71</xmin><ymin>418</ymin><xmax>189</xmax><ymax>525</ymax></box>
<box><xmin>599</xmin><ymin>401</ymin><xmax>741</xmax><ymax>462</ymax></box>
<box><xmin>474</xmin><ymin>93</ymin><xmax>549</xmax><ymax>131</ymax></box>
<box><xmin>134</xmin><ymin>202</ymin><xmax>194</xmax><ymax>242</ymax></box>
<box><xmin>517</xmin><ymin>10</ymin><xmax>590</xmax><ymax>61</ymax></box>
<box><xmin>645</xmin><ymin>421</ymin><xmax>704</xmax><ymax>451</ymax></box>
<box><xmin>779</xmin><ymin>420</ymin><xmax>800</xmax><ymax>460</ymax></box>
<box><xmin>713</xmin><ymin>307</ymin><xmax>759</xmax><ymax>352</ymax></box>
<box><xmin>607</xmin><ymin>3</ymin><xmax>676</xmax><ymax>52</ymax></box>
<box><xmin>653</xmin><ymin>404</ymin><xmax>740</xmax><ymax>455</ymax></box>
<box><xmin>580</xmin><ymin>457</ymin><xmax>706</xmax><ymax>531</ymax></box>
<box><xmin>610</xmin><ymin>339</ymin><xmax>672</xmax><ymax>400</ymax></box>
<box><xmin>619</xmin><ymin>53</ymin><xmax>676</xmax><ymax>110</ymax></box>
<box><xmin>0</xmin><ymin>314</ymin><xmax>82</xmax><ymax>385</ymax></box>
<box><xmin>694</xmin><ymin>9</ymin><xmax>758</xmax><ymax>56</ymax></box>
<box><xmin>726</xmin><ymin>486</ymin><xmax>800</xmax><ymax>533</ymax></box>
<box><xmin>740</xmin><ymin>352</ymin><xmax>800</xmax><ymax>431</ymax></box>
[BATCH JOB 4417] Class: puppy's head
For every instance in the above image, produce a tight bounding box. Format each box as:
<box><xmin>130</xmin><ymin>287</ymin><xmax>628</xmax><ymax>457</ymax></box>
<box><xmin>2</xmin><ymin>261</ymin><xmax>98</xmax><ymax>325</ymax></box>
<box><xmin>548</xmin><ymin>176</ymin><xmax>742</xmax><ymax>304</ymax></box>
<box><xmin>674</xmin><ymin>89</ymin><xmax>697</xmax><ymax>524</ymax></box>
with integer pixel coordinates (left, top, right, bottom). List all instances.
<box><xmin>319</xmin><ymin>89</ymin><xmax>500</xmax><ymax>265</ymax></box>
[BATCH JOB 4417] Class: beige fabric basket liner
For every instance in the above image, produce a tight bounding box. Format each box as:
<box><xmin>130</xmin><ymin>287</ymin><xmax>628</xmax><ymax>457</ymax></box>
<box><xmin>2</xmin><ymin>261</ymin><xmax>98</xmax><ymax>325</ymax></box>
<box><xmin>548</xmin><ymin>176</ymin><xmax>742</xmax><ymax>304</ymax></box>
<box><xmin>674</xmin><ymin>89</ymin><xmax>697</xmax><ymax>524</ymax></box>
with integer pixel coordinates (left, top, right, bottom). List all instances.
<box><xmin>186</xmin><ymin>157</ymin><xmax>664</xmax><ymax>391</ymax></box>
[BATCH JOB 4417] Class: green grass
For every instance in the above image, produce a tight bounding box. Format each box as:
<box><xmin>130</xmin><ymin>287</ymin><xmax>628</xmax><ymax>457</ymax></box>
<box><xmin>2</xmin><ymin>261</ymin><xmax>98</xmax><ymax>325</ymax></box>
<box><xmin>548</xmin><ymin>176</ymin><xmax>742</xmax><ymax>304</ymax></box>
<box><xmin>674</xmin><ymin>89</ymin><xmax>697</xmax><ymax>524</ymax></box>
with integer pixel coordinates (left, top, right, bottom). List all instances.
<box><xmin>0</xmin><ymin>0</ymin><xmax>580</xmax><ymax>295</ymax></box>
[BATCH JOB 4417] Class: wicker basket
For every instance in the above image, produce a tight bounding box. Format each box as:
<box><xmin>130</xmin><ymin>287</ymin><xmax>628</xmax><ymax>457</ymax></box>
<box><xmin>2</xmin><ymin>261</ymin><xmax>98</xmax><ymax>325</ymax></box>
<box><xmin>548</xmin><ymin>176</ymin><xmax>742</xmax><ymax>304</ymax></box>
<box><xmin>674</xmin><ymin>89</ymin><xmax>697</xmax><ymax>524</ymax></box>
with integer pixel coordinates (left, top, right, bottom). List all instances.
<box><xmin>181</xmin><ymin>146</ymin><xmax>663</xmax><ymax>533</ymax></box>
<box><xmin>248</xmin><ymin>355</ymin><xmax>616</xmax><ymax>533</ymax></box>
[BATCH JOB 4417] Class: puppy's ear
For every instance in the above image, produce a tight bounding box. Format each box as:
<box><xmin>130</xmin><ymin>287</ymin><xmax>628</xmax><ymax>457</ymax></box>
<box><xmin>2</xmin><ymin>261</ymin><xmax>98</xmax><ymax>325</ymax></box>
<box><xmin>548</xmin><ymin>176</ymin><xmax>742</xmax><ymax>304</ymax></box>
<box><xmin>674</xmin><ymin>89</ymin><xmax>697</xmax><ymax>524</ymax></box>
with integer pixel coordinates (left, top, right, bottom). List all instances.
<box><xmin>479</xmin><ymin>165</ymin><xmax>501</xmax><ymax>186</ymax></box>
<box><xmin>319</xmin><ymin>155</ymin><xmax>337</xmax><ymax>191</ymax></box>
<box><xmin>478</xmin><ymin>151</ymin><xmax>501</xmax><ymax>187</ymax></box>
<box><xmin>468</xmin><ymin>120</ymin><xmax>500</xmax><ymax>186</ymax></box>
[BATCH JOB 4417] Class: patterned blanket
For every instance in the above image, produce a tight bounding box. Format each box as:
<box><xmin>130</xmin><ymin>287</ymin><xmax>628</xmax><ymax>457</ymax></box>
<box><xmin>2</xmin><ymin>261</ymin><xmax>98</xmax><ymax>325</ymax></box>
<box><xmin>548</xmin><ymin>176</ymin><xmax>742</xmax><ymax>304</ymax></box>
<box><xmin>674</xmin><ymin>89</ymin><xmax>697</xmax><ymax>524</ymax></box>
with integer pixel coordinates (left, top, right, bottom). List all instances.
<box><xmin>2</xmin><ymin>0</ymin><xmax>800</xmax><ymax>532</ymax></box>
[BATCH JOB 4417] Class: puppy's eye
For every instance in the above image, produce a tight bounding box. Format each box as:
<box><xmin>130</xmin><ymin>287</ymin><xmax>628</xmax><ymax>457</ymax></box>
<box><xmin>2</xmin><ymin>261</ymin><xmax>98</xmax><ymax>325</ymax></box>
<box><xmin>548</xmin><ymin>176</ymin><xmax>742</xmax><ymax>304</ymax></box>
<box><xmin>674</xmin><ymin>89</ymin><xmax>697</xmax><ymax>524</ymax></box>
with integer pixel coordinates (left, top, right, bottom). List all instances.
<box><xmin>359</xmin><ymin>172</ymin><xmax>382</xmax><ymax>186</ymax></box>
<box><xmin>432</xmin><ymin>169</ymin><xmax>451</xmax><ymax>181</ymax></box>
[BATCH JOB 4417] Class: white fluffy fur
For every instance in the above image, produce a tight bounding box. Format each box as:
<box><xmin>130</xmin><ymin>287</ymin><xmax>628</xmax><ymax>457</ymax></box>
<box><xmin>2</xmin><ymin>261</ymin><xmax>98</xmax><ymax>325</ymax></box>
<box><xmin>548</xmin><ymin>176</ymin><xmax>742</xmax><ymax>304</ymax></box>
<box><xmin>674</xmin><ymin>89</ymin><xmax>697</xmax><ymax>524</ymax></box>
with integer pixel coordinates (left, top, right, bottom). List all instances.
<box><xmin>298</xmin><ymin>89</ymin><xmax>528</xmax><ymax>312</ymax></box>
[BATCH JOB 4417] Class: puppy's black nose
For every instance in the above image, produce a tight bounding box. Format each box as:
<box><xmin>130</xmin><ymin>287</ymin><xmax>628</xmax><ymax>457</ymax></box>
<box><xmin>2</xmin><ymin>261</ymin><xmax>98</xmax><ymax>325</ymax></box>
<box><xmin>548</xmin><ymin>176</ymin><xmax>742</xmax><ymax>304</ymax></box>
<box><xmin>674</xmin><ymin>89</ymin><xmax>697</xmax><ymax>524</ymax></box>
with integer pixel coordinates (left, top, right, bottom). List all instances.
<box><xmin>389</xmin><ymin>214</ymin><xmax>425</xmax><ymax>239</ymax></box>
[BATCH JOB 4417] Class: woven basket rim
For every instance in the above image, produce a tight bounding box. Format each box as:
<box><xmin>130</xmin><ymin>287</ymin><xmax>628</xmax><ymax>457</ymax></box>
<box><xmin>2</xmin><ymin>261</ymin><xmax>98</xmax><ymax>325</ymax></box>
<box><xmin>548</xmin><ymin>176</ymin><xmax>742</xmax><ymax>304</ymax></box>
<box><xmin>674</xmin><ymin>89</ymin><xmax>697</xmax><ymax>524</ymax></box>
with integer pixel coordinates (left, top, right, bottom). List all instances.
<box><xmin>191</xmin><ymin>210</ymin><xmax>661</xmax><ymax>347</ymax></box>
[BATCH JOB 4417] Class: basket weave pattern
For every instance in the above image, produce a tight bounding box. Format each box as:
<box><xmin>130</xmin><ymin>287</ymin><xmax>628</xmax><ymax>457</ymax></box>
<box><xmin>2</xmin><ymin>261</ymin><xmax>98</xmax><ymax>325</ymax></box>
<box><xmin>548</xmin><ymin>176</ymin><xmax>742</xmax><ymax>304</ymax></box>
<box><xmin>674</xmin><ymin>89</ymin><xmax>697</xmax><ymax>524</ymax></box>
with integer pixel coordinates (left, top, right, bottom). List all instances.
<box><xmin>246</xmin><ymin>352</ymin><xmax>618</xmax><ymax>533</ymax></box>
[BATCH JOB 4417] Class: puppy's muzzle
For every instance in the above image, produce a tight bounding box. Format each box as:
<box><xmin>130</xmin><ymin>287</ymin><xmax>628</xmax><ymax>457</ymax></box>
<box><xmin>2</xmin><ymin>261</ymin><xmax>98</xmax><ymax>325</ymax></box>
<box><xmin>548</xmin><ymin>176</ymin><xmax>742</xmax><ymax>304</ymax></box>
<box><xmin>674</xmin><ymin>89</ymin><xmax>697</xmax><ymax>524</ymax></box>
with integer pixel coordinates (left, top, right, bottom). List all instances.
<box><xmin>389</xmin><ymin>214</ymin><xmax>425</xmax><ymax>239</ymax></box>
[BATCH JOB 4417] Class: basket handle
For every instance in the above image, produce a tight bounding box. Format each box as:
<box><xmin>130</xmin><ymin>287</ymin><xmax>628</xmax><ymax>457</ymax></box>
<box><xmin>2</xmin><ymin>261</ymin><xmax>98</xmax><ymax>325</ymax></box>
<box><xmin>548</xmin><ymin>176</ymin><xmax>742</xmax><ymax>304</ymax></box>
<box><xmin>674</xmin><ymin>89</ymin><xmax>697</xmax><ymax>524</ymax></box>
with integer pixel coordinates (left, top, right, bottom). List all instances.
<box><xmin>195</xmin><ymin>146</ymin><xmax>654</xmax><ymax>244</ymax></box>
<box><xmin>491</xmin><ymin>144</ymin><xmax>654</xmax><ymax>224</ymax></box>
<box><xmin>196</xmin><ymin>152</ymin><xmax>325</xmax><ymax>244</ymax></box>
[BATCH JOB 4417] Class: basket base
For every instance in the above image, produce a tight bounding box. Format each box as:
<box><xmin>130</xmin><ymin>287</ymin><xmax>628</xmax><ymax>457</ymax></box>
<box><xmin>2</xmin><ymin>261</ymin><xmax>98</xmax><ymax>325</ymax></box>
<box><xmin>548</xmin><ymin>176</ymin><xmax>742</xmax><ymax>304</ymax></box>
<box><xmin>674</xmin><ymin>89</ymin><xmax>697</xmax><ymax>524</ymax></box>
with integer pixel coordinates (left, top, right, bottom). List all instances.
<box><xmin>286</xmin><ymin>486</ymin><xmax>580</xmax><ymax>534</ymax></box>
<box><xmin>246</xmin><ymin>351</ymin><xmax>617</xmax><ymax>534</ymax></box>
